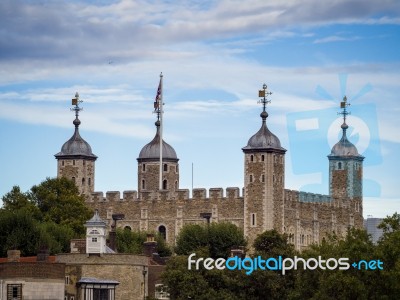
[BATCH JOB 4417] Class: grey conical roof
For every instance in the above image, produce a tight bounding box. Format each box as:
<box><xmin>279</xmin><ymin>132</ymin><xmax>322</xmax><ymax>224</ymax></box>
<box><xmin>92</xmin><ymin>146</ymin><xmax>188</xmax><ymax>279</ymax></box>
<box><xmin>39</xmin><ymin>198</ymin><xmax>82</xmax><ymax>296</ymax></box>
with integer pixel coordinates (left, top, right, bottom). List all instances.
<box><xmin>329</xmin><ymin>123</ymin><xmax>364</xmax><ymax>159</ymax></box>
<box><xmin>55</xmin><ymin>117</ymin><xmax>97</xmax><ymax>160</ymax></box>
<box><xmin>242</xmin><ymin>111</ymin><xmax>286</xmax><ymax>153</ymax></box>
<box><xmin>85</xmin><ymin>210</ymin><xmax>106</xmax><ymax>227</ymax></box>
<box><xmin>137</xmin><ymin>121</ymin><xmax>178</xmax><ymax>162</ymax></box>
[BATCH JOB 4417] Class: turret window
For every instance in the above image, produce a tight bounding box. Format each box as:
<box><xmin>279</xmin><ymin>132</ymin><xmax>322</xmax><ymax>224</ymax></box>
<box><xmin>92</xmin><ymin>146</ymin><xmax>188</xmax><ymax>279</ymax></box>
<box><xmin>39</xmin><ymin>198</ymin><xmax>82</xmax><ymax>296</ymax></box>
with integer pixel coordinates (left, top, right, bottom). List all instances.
<box><xmin>163</xmin><ymin>179</ymin><xmax>168</xmax><ymax>190</ymax></box>
<box><xmin>158</xmin><ymin>225</ymin><xmax>167</xmax><ymax>240</ymax></box>
<box><xmin>142</xmin><ymin>180</ymin><xmax>146</xmax><ymax>190</ymax></box>
<box><xmin>250</xmin><ymin>155</ymin><xmax>254</xmax><ymax>162</ymax></box>
<box><xmin>262</xmin><ymin>175</ymin><xmax>265</xmax><ymax>183</ymax></box>
<box><xmin>62</xmin><ymin>161</ymin><xmax>65</xmax><ymax>166</ymax></box>
<box><xmin>338</xmin><ymin>162</ymin><xmax>342</xmax><ymax>170</ymax></box>
<box><xmin>175</xmin><ymin>181</ymin><xmax>178</xmax><ymax>190</ymax></box>
<box><xmin>72</xmin><ymin>177</ymin><xmax>76</xmax><ymax>183</ymax></box>
<box><xmin>251</xmin><ymin>213</ymin><xmax>256</xmax><ymax>227</ymax></box>
<box><xmin>261</xmin><ymin>155</ymin><xmax>265</xmax><ymax>162</ymax></box>
<box><xmin>163</xmin><ymin>164</ymin><xmax>168</xmax><ymax>172</ymax></box>
<box><xmin>88</xmin><ymin>178</ymin><xmax>91</xmax><ymax>186</ymax></box>
<box><xmin>249</xmin><ymin>175</ymin><xmax>253</xmax><ymax>183</ymax></box>
<box><xmin>143</xmin><ymin>164</ymin><xmax>146</xmax><ymax>172</ymax></box>
<box><xmin>82</xmin><ymin>178</ymin><xmax>85</xmax><ymax>186</ymax></box>
<box><xmin>73</xmin><ymin>160</ymin><xmax>75</xmax><ymax>166</ymax></box>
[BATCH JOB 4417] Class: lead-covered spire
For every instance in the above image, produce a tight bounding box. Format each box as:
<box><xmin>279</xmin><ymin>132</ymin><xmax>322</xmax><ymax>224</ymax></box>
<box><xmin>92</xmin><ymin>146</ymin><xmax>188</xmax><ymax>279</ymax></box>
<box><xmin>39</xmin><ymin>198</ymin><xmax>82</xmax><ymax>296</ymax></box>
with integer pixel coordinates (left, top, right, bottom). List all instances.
<box><xmin>54</xmin><ymin>92</ymin><xmax>97</xmax><ymax>160</ymax></box>
<box><xmin>329</xmin><ymin>96</ymin><xmax>362</xmax><ymax>158</ymax></box>
<box><xmin>242</xmin><ymin>83</ymin><xmax>286</xmax><ymax>153</ymax></box>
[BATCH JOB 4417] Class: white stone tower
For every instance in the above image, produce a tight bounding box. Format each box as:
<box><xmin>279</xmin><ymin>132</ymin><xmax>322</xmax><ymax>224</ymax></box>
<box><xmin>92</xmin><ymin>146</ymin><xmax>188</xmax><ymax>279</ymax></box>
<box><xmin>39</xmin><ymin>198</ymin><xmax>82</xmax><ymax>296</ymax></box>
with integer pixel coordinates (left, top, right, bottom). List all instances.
<box><xmin>55</xmin><ymin>92</ymin><xmax>97</xmax><ymax>195</ymax></box>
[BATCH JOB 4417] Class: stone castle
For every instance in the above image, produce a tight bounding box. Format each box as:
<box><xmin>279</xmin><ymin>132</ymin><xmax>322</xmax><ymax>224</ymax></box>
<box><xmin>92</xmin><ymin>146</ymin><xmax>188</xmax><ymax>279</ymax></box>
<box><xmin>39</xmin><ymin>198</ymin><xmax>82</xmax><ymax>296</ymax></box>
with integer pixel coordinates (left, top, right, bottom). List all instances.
<box><xmin>54</xmin><ymin>87</ymin><xmax>364</xmax><ymax>251</ymax></box>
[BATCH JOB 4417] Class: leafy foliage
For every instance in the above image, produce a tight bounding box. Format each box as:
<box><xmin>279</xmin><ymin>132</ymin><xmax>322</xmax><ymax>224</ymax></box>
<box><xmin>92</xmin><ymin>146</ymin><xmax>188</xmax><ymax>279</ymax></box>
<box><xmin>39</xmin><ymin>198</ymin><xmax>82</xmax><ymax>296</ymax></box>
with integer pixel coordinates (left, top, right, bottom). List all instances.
<box><xmin>0</xmin><ymin>177</ymin><xmax>92</xmax><ymax>256</ymax></box>
<box><xmin>163</xmin><ymin>215</ymin><xmax>400</xmax><ymax>300</ymax></box>
<box><xmin>175</xmin><ymin>222</ymin><xmax>246</xmax><ymax>258</ymax></box>
<box><xmin>115</xmin><ymin>228</ymin><xmax>172</xmax><ymax>257</ymax></box>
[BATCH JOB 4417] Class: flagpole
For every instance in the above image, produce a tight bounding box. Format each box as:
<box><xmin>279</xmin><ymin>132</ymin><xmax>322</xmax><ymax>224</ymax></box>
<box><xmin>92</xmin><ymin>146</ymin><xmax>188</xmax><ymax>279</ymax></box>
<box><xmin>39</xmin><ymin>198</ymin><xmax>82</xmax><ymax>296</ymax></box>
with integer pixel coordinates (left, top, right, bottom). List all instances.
<box><xmin>159</xmin><ymin>72</ymin><xmax>163</xmax><ymax>190</ymax></box>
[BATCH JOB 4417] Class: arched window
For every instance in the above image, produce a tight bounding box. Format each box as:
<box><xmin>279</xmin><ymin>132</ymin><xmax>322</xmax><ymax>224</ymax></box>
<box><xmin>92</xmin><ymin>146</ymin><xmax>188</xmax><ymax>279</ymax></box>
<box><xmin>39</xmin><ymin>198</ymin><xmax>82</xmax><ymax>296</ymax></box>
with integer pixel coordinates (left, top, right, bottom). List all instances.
<box><xmin>250</xmin><ymin>155</ymin><xmax>254</xmax><ymax>162</ymax></box>
<box><xmin>163</xmin><ymin>179</ymin><xmax>168</xmax><ymax>190</ymax></box>
<box><xmin>89</xmin><ymin>229</ymin><xmax>100</xmax><ymax>235</ymax></box>
<box><xmin>124</xmin><ymin>226</ymin><xmax>131</xmax><ymax>231</ymax></box>
<box><xmin>261</xmin><ymin>155</ymin><xmax>265</xmax><ymax>162</ymax></box>
<box><xmin>142</xmin><ymin>180</ymin><xmax>146</xmax><ymax>190</ymax></box>
<box><xmin>158</xmin><ymin>225</ymin><xmax>166</xmax><ymax>240</ymax></box>
<box><xmin>163</xmin><ymin>164</ymin><xmax>168</xmax><ymax>172</ymax></box>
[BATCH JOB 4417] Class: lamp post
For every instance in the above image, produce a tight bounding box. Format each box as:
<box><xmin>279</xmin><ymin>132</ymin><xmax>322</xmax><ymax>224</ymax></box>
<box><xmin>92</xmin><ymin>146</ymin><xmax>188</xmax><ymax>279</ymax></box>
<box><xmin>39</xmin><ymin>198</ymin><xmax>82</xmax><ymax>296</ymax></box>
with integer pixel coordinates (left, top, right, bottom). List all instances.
<box><xmin>142</xmin><ymin>266</ymin><xmax>147</xmax><ymax>300</ymax></box>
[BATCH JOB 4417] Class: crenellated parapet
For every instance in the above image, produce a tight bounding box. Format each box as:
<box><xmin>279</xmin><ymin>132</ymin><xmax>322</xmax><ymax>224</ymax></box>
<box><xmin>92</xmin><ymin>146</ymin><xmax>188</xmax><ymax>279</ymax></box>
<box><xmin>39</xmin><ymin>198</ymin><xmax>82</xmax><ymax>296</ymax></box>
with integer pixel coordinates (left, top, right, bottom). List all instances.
<box><xmin>87</xmin><ymin>187</ymin><xmax>244</xmax><ymax>203</ymax></box>
<box><xmin>284</xmin><ymin>189</ymin><xmax>332</xmax><ymax>204</ymax></box>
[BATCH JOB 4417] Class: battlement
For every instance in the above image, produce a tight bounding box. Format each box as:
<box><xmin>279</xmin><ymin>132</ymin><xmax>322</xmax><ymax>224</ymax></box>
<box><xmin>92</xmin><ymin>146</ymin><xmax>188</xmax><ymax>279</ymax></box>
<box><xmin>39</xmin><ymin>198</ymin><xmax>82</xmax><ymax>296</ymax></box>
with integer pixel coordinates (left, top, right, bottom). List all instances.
<box><xmin>87</xmin><ymin>187</ymin><xmax>244</xmax><ymax>203</ymax></box>
<box><xmin>284</xmin><ymin>189</ymin><xmax>331</xmax><ymax>203</ymax></box>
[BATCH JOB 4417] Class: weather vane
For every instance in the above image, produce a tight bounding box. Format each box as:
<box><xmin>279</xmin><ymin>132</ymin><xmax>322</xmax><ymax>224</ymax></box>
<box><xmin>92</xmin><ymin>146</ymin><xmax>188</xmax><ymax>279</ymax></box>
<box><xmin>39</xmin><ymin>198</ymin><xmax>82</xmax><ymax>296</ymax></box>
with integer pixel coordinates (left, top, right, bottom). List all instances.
<box><xmin>338</xmin><ymin>95</ymin><xmax>351</xmax><ymax>124</ymax></box>
<box><xmin>71</xmin><ymin>92</ymin><xmax>83</xmax><ymax>120</ymax></box>
<box><xmin>258</xmin><ymin>83</ymin><xmax>272</xmax><ymax>113</ymax></box>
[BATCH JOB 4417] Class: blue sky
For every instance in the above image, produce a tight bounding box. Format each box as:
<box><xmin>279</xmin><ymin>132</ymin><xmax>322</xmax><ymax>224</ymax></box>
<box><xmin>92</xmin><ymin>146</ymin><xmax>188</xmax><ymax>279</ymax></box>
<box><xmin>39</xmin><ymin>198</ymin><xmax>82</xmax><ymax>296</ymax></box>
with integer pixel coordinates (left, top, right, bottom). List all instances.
<box><xmin>0</xmin><ymin>0</ymin><xmax>399</xmax><ymax>217</ymax></box>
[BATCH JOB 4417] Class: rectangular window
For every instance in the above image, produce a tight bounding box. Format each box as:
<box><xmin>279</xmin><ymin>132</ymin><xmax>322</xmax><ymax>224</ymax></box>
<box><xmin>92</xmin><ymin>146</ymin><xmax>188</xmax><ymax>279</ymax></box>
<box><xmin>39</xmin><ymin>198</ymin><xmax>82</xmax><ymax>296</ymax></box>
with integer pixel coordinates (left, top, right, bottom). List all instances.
<box><xmin>93</xmin><ymin>289</ymin><xmax>109</xmax><ymax>300</ymax></box>
<box><xmin>251</xmin><ymin>213</ymin><xmax>256</xmax><ymax>227</ymax></box>
<box><xmin>7</xmin><ymin>284</ymin><xmax>22</xmax><ymax>300</ymax></box>
<box><xmin>65</xmin><ymin>276</ymin><xmax>70</xmax><ymax>285</ymax></box>
<box><xmin>92</xmin><ymin>237</ymin><xmax>98</xmax><ymax>243</ymax></box>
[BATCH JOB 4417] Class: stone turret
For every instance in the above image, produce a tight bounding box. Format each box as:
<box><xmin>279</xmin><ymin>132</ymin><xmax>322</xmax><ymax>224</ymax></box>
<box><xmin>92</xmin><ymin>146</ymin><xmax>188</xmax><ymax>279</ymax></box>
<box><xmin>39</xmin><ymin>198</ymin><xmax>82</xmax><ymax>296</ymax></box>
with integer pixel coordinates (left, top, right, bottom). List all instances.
<box><xmin>137</xmin><ymin>120</ymin><xmax>179</xmax><ymax>192</ymax></box>
<box><xmin>328</xmin><ymin>96</ymin><xmax>364</xmax><ymax>200</ymax></box>
<box><xmin>242</xmin><ymin>84</ymin><xmax>286</xmax><ymax>245</ymax></box>
<box><xmin>55</xmin><ymin>92</ymin><xmax>97</xmax><ymax>194</ymax></box>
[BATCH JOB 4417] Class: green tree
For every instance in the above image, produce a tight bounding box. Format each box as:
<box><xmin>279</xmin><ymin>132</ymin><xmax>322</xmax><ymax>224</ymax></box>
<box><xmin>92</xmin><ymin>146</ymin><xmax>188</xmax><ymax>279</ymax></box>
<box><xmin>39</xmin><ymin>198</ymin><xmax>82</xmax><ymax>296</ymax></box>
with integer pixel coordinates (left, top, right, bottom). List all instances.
<box><xmin>2</xmin><ymin>186</ymin><xmax>41</xmax><ymax>218</ymax></box>
<box><xmin>0</xmin><ymin>209</ymin><xmax>41</xmax><ymax>256</ymax></box>
<box><xmin>0</xmin><ymin>177</ymin><xmax>93</xmax><ymax>256</ymax></box>
<box><xmin>374</xmin><ymin>213</ymin><xmax>400</xmax><ymax>298</ymax></box>
<box><xmin>29</xmin><ymin>177</ymin><xmax>92</xmax><ymax>236</ymax></box>
<box><xmin>175</xmin><ymin>222</ymin><xmax>246</xmax><ymax>258</ymax></box>
<box><xmin>116</xmin><ymin>228</ymin><xmax>172</xmax><ymax>257</ymax></box>
<box><xmin>290</xmin><ymin>228</ymin><xmax>379</xmax><ymax>300</ymax></box>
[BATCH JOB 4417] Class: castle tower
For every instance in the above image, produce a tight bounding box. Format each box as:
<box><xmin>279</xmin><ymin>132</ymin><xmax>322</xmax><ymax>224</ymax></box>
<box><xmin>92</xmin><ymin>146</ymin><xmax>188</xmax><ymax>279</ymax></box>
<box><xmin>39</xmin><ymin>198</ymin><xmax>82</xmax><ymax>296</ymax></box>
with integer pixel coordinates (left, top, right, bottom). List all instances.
<box><xmin>137</xmin><ymin>120</ymin><xmax>179</xmax><ymax>192</ymax></box>
<box><xmin>328</xmin><ymin>96</ymin><xmax>364</xmax><ymax>199</ymax></box>
<box><xmin>242</xmin><ymin>84</ymin><xmax>287</xmax><ymax>244</ymax></box>
<box><xmin>137</xmin><ymin>75</ymin><xmax>179</xmax><ymax>192</ymax></box>
<box><xmin>55</xmin><ymin>92</ymin><xmax>97</xmax><ymax>195</ymax></box>
<box><xmin>328</xmin><ymin>96</ymin><xmax>364</xmax><ymax>226</ymax></box>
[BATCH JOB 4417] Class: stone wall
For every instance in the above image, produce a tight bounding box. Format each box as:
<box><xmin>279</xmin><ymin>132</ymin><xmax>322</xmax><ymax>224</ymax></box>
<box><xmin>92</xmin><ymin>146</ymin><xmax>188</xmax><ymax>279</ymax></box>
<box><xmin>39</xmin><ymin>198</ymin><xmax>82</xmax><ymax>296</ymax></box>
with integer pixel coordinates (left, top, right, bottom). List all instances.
<box><xmin>85</xmin><ymin>185</ymin><xmax>362</xmax><ymax>252</ymax></box>
<box><xmin>57</xmin><ymin>158</ymin><xmax>95</xmax><ymax>194</ymax></box>
<box><xmin>57</xmin><ymin>253</ymin><xmax>148</xmax><ymax>300</ymax></box>
<box><xmin>0</xmin><ymin>263</ymin><xmax>65</xmax><ymax>300</ymax></box>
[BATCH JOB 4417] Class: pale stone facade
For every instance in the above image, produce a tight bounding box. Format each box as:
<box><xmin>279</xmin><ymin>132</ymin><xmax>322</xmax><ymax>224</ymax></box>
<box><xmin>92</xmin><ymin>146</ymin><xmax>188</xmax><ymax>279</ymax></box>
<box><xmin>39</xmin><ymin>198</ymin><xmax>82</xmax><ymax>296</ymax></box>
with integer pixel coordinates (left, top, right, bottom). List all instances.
<box><xmin>55</xmin><ymin>91</ymin><xmax>364</xmax><ymax>251</ymax></box>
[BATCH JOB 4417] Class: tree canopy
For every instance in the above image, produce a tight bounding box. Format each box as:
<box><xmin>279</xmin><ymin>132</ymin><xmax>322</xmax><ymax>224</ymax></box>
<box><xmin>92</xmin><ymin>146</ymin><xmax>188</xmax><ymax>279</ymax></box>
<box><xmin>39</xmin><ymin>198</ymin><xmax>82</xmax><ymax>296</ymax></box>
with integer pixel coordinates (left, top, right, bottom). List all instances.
<box><xmin>175</xmin><ymin>222</ymin><xmax>246</xmax><ymax>258</ymax></box>
<box><xmin>163</xmin><ymin>214</ymin><xmax>400</xmax><ymax>300</ymax></box>
<box><xmin>0</xmin><ymin>177</ymin><xmax>92</xmax><ymax>256</ymax></box>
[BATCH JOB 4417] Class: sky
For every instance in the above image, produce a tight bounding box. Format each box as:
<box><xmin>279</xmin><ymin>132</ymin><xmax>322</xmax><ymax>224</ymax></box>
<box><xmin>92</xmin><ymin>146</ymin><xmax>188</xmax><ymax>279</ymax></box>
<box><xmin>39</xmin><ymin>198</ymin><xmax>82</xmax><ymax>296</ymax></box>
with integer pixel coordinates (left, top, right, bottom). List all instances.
<box><xmin>0</xmin><ymin>0</ymin><xmax>399</xmax><ymax>218</ymax></box>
